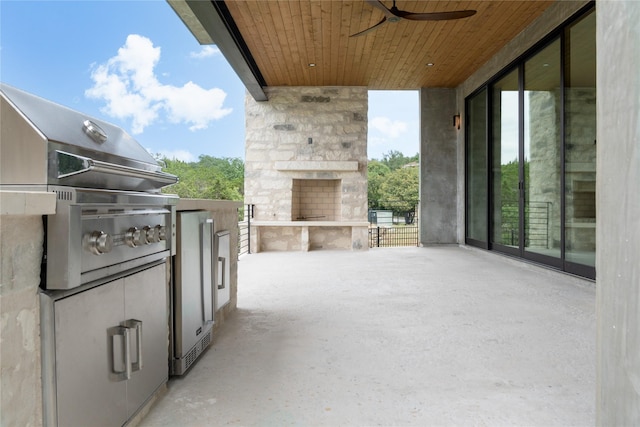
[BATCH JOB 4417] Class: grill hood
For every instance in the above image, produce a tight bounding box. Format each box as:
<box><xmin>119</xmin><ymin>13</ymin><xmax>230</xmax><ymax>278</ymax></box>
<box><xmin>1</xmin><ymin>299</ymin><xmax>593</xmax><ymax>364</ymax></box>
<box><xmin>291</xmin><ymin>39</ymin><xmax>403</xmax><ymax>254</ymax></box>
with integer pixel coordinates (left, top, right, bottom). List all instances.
<box><xmin>0</xmin><ymin>83</ymin><xmax>177</xmax><ymax>192</ymax></box>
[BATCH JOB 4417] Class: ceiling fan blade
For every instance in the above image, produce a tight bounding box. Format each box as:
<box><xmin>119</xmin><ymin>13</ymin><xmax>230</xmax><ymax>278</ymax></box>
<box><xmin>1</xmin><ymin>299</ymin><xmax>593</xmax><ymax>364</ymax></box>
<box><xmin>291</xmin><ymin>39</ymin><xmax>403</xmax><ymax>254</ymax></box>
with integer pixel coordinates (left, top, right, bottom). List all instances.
<box><xmin>350</xmin><ymin>16</ymin><xmax>388</xmax><ymax>37</ymax></box>
<box><xmin>400</xmin><ymin>10</ymin><xmax>477</xmax><ymax>21</ymax></box>
<box><xmin>364</xmin><ymin>0</ymin><xmax>396</xmax><ymax>19</ymax></box>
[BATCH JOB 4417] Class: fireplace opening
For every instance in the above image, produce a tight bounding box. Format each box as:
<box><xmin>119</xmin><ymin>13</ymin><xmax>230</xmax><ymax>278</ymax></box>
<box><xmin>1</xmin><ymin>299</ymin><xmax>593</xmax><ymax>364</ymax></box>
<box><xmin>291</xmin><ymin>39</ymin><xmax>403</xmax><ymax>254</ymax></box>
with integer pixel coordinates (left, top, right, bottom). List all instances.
<box><xmin>292</xmin><ymin>179</ymin><xmax>341</xmax><ymax>221</ymax></box>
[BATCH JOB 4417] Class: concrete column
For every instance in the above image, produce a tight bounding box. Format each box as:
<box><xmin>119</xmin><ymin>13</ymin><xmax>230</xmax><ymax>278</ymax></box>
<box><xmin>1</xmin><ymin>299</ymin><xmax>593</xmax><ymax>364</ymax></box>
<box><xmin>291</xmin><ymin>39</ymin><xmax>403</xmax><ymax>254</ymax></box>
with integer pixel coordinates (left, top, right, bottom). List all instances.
<box><xmin>596</xmin><ymin>1</ymin><xmax>640</xmax><ymax>424</ymax></box>
<box><xmin>419</xmin><ymin>88</ymin><xmax>458</xmax><ymax>245</ymax></box>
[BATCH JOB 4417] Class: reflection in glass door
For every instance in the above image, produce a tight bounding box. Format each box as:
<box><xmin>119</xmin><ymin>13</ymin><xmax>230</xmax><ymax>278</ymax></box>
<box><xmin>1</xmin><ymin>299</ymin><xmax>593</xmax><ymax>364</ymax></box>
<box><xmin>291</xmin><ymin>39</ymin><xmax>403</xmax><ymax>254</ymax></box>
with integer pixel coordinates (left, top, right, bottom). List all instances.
<box><xmin>465</xmin><ymin>5</ymin><xmax>595</xmax><ymax>279</ymax></box>
<box><xmin>491</xmin><ymin>70</ymin><xmax>520</xmax><ymax>251</ymax></box>
<box><xmin>466</xmin><ymin>88</ymin><xmax>488</xmax><ymax>246</ymax></box>
<box><xmin>524</xmin><ymin>39</ymin><xmax>561</xmax><ymax>260</ymax></box>
<box><xmin>565</xmin><ymin>10</ymin><xmax>596</xmax><ymax>271</ymax></box>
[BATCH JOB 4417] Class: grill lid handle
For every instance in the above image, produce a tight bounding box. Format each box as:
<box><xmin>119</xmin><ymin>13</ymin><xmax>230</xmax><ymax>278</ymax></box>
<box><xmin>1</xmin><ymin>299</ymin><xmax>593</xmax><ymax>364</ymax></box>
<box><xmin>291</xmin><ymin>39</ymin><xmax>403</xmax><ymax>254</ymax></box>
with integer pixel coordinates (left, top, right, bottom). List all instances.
<box><xmin>54</xmin><ymin>150</ymin><xmax>178</xmax><ymax>188</ymax></box>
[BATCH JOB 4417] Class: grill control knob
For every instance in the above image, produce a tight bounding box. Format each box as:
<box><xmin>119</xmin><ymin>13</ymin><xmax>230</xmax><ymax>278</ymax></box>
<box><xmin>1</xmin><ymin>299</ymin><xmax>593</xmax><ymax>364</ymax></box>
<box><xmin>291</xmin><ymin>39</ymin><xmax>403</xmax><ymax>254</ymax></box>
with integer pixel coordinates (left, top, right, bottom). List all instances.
<box><xmin>143</xmin><ymin>225</ymin><xmax>156</xmax><ymax>244</ymax></box>
<box><xmin>86</xmin><ymin>231</ymin><xmax>113</xmax><ymax>255</ymax></box>
<box><xmin>125</xmin><ymin>227</ymin><xmax>142</xmax><ymax>248</ymax></box>
<box><xmin>155</xmin><ymin>225</ymin><xmax>167</xmax><ymax>241</ymax></box>
<box><xmin>143</xmin><ymin>225</ymin><xmax>166</xmax><ymax>244</ymax></box>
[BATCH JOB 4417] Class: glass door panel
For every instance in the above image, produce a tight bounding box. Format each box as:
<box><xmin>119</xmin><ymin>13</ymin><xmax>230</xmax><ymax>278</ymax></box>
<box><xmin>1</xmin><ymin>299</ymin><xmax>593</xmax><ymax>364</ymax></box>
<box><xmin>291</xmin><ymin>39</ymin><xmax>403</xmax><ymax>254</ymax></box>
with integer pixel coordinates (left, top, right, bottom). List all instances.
<box><xmin>523</xmin><ymin>39</ymin><xmax>562</xmax><ymax>260</ymax></box>
<box><xmin>491</xmin><ymin>70</ymin><xmax>520</xmax><ymax>249</ymax></box>
<box><xmin>564</xmin><ymin>10</ymin><xmax>596</xmax><ymax>269</ymax></box>
<box><xmin>466</xmin><ymin>88</ymin><xmax>488</xmax><ymax>245</ymax></box>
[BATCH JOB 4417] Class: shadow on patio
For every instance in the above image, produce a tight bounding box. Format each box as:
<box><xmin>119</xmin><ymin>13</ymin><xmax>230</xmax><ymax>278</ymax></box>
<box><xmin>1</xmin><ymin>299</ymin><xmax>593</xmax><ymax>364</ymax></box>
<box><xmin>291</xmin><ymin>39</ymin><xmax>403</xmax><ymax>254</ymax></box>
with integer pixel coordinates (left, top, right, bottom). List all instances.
<box><xmin>141</xmin><ymin>246</ymin><xmax>595</xmax><ymax>426</ymax></box>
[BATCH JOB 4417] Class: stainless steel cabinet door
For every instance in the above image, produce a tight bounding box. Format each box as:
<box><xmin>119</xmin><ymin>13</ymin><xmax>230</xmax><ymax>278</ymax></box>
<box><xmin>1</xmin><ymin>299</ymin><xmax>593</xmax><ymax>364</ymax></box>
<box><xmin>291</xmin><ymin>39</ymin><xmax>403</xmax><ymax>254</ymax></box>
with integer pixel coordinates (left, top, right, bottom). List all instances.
<box><xmin>175</xmin><ymin>211</ymin><xmax>214</xmax><ymax>357</ymax></box>
<box><xmin>54</xmin><ymin>279</ymin><xmax>128</xmax><ymax>427</ymax></box>
<box><xmin>124</xmin><ymin>264</ymin><xmax>169</xmax><ymax>418</ymax></box>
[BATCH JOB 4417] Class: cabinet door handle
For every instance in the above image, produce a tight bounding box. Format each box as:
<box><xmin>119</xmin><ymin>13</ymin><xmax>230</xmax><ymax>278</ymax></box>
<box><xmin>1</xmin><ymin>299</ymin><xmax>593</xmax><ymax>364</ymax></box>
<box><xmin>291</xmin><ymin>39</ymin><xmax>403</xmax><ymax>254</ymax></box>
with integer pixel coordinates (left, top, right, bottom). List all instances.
<box><xmin>110</xmin><ymin>326</ymin><xmax>131</xmax><ymax>381</ymax></box>
<box><xmin>124</xmin><ymin>319</ymin><xmax>143</xmax><ymax>372</ymax></box>
<box><xmin>218</xmin><ymin>256</ymin><xmax>226</xmax><ymax>290</ymax></box>
<box><xmin>201</xmin><ymin>218</ymin><xmax>214</xmax><ymax>322</ymax></box>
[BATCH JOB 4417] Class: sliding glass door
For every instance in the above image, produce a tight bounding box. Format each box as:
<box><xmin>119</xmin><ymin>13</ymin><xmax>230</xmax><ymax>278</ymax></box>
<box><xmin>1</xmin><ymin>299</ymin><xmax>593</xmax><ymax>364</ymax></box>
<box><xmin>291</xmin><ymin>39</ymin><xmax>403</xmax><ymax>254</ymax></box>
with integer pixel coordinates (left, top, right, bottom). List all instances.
<box><xmin>464</xmin><ymin>6</ymin><xmax>595</xmax><ymax>279</ymax></box>
<box><xmin>564</xmin><ymin>11</ymin><xmax>596</xmax><ymax>274</ymax></box>
<box><xmin>466</xmin><ymin>88</ymin><xmax>488</xmax><ymax>247</ymax></box>
<box><xmin>523</xmin><ymin>39</ymin><xmax>562</xmax><ymax>263</ymax></box>
<box><xmin>491</xmin><ymin>70</ymin><xmax>520</xmax><ymax>253</ymax></box>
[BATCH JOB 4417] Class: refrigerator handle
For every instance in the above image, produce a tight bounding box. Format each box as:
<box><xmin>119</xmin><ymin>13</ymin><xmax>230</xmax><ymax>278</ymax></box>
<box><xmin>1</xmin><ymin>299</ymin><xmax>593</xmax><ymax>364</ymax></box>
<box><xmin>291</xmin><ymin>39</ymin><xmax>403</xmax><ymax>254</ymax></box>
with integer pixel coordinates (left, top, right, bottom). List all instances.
<box><xmin>218</xmin><ymin>256</ymin><xmax>226</xmax><ymax>290</ymax></box>
<box><xmin>201</xmin><ymin>218</ymin><xmax>214</xmax><ymax>323</ymax></box>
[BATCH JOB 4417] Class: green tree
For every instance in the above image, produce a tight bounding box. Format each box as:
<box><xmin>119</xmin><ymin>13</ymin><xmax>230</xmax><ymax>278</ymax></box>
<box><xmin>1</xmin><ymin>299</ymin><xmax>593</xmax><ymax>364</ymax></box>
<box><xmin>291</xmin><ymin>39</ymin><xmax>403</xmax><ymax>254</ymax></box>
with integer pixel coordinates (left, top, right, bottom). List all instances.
<box><xmin>367</xmin><ymin>160</ymin><xmax>390</xmax><ymax>208</ymax></box>
<box><xmin>378</xmin><ymin>165</ymin><xmax>419</xmax><ymax>213</ymax></box>
<box><xmin>377</xmin><ymin>150</ymin><xmax>419</xmax><ymax>171</ymax></box>
<box><xmin>500</xmin><ymin>159</ymin><xmax>520</xmax><ymax>204</ymax></box>
<box><xmin>161</xmin><ymin>156</ymin><xmax>244</xmax><ymax>201</ymax></box>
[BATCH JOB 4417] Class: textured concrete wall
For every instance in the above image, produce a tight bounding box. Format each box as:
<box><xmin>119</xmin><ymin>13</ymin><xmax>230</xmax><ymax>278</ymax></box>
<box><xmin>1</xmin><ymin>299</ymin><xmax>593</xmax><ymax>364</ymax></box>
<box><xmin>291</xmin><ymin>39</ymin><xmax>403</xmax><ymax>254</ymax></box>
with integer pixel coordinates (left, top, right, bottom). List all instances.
<box><xmin>0</xmin><ymin>215</ymin><xmax>44</xmax><ymax>427</ymax></box>
<box><xmin>419</xmin><ymin>88</ymin><xmax>458</xmax><ymax>244</ymax></box>
<box><xmin>596</xmin><ymin>2</ymin><xmax>640</xmax><ymax>424</ymax></box>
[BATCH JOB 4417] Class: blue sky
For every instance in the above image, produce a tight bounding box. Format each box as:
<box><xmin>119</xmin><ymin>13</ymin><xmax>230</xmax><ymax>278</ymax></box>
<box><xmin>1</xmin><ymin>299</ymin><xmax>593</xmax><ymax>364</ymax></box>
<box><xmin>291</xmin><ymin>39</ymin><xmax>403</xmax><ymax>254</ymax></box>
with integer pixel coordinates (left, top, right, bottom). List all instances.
<box><xmin>1</xmin><ymin>0</ymin><xmax>418</xmax><ymax>161</ymax></box>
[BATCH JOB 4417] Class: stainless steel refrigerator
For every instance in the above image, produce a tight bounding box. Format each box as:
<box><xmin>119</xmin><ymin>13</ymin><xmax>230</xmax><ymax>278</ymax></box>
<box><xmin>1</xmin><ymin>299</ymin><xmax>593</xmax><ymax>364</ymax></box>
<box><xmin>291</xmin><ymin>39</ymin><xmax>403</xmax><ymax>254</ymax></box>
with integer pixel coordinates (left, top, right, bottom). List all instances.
<box><xmin>172</xmin><ymin>210</ymin><xmax>215</xmax><ymax>375</ymax></box>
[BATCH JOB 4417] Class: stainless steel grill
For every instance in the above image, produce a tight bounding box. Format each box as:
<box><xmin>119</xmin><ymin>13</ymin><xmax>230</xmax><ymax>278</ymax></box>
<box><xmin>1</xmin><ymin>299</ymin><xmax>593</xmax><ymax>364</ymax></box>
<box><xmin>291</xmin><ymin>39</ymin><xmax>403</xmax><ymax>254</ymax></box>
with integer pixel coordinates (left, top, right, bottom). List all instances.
<box><xmin>1</xmin><ymin>83</ymin><xmax>179</xmax><ymax>290</ymax></box>
<box><xmin>1</xmin><ymin>83</ymin><xmax>181</xmax><ymax>426</ymax></box>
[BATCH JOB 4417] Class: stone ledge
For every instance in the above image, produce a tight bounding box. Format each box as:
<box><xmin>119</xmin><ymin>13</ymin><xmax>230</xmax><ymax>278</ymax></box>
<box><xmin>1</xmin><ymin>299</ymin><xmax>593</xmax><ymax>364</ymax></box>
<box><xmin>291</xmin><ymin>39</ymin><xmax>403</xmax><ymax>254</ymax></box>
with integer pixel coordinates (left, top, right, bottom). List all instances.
<box><xmin>252</xmin><ymin>220</ymin><xmax>369</xmax><ymax>227</ymax></box>
<box><xmin>177</xmin><ymin>198</ymin><xmax>243</xmax><ymax>211</ymax></box>
<box><xmin>274</xmin><ymin>161</ymin><xmax>359</xmax><ymax>172</ymax></box>
<box><xmin>0</xmin><ymin>190</ymin><xmax>56</xmax><ymax>216</ymax></box>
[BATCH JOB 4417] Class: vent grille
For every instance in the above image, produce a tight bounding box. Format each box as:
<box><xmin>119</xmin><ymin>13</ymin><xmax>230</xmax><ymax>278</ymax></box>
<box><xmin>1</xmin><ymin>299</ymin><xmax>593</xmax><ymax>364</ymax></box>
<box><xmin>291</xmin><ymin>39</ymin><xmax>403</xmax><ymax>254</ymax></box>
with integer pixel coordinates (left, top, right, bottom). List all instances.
<box><xmin>201</xmin><ymin>331</ymin><xmax>212</xmax><ymax>349</ymax></box>
<box><xmin>185</xmin><ymin>345</ymin><xmax>198</xmax><ymax>369</ymax></box>
<box><xmin>55</xmin><ymin>190</ymin><xmax>73</xmax><ymax>201</ymax></box>
<box><xmin>182</xmin><ymin>330</ymin><xmax>213</xmax><ymax>373</ymax></box>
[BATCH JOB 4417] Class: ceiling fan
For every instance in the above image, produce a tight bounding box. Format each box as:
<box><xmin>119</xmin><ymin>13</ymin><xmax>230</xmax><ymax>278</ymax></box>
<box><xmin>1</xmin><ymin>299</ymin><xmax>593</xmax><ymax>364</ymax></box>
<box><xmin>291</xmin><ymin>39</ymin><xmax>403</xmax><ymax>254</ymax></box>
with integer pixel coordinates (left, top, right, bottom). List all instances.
<box><xmin>350</xmin><ymin>0</ymin><xmax>477</xmax><ymax>37</ymax></box>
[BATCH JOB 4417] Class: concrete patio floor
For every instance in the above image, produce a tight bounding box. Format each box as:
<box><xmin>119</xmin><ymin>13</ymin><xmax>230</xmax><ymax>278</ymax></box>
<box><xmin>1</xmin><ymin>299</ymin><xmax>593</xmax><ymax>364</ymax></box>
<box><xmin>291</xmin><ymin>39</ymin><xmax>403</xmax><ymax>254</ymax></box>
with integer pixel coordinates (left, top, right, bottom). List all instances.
<box><xmin>140</xmin><ymin>246</ymin><xmax>595</xmax><ymax>427</ymax></box>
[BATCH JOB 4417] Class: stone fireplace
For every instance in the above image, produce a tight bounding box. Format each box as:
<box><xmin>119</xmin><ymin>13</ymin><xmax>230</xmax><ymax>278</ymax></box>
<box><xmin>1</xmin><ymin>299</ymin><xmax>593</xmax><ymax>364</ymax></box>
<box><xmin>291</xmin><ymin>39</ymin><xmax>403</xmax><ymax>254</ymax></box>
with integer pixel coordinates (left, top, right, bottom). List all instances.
<box><xmin>244</xmin><ymin>86</ymin><xmax>369</xmax><ymax>251</ymax></box>
<box><xmin>292</xmin><ymin>179</ymin><xmax>341</xmax><ymax>221</ymax></box>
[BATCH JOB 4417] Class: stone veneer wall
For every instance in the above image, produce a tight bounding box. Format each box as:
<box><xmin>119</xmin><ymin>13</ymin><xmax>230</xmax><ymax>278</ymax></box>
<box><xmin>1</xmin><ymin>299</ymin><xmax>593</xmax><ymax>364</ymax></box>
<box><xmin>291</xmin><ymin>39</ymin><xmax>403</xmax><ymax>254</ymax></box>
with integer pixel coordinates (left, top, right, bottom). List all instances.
<box><xmin>245</xmin><ymin>87</ymin><xmax>368</xmax><ymax>251</ymax></box>
<box><xmin>1</xmin><ymin>215</ymin><xmax>45</xmax><ymax>426</ymax></box>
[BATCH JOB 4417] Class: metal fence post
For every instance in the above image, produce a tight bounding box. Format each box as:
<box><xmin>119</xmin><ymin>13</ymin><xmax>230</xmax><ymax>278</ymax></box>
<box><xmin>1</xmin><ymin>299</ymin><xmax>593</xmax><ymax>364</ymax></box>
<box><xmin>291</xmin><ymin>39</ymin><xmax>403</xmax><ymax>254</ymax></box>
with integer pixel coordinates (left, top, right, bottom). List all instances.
<box><xmin>247</xmin><ymin>204</ymin><xmax>252</xmax><ymax>254</ymax></box>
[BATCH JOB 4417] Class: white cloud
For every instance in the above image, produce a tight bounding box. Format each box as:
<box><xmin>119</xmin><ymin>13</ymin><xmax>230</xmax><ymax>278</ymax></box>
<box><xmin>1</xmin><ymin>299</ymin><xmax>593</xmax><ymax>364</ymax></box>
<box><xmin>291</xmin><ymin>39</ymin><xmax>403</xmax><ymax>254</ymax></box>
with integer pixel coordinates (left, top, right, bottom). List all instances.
<box><xmin>369</xmin><ymin>116</ymin><xmax>408</xmax><ymax>139</ymax></box>
<box><xmin>86</xmin><ymin>34</ymin><xmax>231</xmax><ymax>134</ymax></box>
<box><xmin>190</xmin><ymin>45</ymin><xmax>221</xmax><ymax>59</ymax></box>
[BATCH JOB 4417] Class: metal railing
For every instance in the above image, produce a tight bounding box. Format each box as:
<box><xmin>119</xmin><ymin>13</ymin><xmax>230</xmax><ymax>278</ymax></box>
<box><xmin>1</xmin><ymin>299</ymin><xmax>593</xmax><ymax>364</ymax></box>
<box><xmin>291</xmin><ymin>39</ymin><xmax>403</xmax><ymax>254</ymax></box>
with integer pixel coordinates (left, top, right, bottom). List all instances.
<box><xmin>499</xmin><ymin>201</ymin><xmax>551</xmax><ymax>247</ymax></box>
<box><xmin>239</xmin><ymin>203</ymin><xmax>419</xmax><ymax>252</ymax></box>
<box><xmin>238</xmin><ymin>204</ymin><xmax>252</xmax><ymax>256</ymax></box>
<box><xmin>368</xmin><ymin>226</ymin><xmax>419</xmax><ymax>248</ymax></box>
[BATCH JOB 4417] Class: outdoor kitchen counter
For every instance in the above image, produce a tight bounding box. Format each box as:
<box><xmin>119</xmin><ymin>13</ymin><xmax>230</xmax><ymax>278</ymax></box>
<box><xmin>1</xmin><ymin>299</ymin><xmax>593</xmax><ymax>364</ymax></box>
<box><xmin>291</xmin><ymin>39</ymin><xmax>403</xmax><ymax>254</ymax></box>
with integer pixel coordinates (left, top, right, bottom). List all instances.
<box><xmin>176</xmin><ymin>198</ymin><xmax>242</xmax><ymax>211</ymax></box>
<box><xmin>0</xmin><ymin>189</ymin><xmax>56</xmax><ymax>215</ymax></box>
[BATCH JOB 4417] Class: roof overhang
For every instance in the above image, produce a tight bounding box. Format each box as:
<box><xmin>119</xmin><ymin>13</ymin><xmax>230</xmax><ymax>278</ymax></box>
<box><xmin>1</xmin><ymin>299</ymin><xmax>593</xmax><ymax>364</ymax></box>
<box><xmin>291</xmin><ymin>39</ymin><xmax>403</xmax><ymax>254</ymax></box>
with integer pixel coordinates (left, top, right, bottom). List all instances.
<box><xmin>168</xmin><ymin>1</ymin><xmax>563</xmax><ymax>101</ymax></box>
<box><xmin>168</xmin><ymin>0</ymin><xmax>268</xmax><ymax>101</ymax></box>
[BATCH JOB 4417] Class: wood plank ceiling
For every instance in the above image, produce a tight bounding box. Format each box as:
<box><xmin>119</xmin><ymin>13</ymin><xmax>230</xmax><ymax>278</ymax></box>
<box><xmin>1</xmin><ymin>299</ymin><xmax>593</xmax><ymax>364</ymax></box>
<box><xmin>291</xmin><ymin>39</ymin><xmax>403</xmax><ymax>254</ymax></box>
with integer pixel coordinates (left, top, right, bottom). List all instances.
<box><xmin>224</xmin><ymin>0</ymin><xmax>555</xmax><ymax>89</ymax></box>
